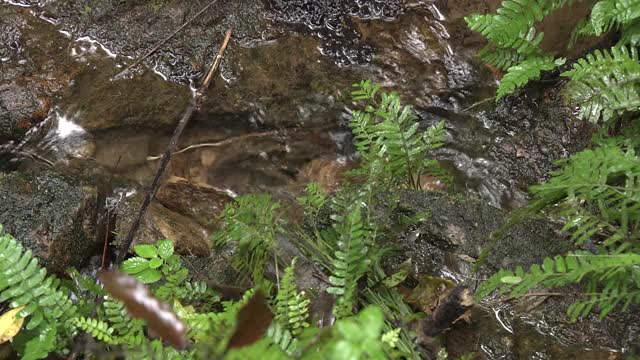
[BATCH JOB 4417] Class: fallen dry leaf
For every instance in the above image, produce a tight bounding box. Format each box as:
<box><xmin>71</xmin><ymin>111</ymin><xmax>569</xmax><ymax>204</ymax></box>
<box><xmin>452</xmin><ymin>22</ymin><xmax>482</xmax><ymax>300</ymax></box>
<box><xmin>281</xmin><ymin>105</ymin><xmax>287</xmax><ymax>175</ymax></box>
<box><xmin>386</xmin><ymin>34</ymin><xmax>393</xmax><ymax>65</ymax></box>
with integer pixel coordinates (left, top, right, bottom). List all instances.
<box><xmin>0</xmin><ymin>306</ymin><xmax>25</xmax><ymax>344</ymax></box>
<box><xmin>227</xmin><ymin>290</ymin><xmax>274</xmax><ymax>350</ymax></box>
<box><xmin>99</xmin><ymin>270</ymin><xmax>187</xmax><ymax>349</ymax></box>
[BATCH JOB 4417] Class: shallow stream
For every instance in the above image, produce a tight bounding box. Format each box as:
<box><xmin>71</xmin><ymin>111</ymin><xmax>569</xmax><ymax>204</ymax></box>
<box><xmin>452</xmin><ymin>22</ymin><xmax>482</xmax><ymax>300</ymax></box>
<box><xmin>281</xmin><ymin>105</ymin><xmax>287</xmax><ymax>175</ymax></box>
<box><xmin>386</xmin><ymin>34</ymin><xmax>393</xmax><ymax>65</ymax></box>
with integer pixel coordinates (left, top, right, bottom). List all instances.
<box><xmin>0</xmin><ymin>0</ymin><xmax>629</xmax><ymax>358</ymax></box>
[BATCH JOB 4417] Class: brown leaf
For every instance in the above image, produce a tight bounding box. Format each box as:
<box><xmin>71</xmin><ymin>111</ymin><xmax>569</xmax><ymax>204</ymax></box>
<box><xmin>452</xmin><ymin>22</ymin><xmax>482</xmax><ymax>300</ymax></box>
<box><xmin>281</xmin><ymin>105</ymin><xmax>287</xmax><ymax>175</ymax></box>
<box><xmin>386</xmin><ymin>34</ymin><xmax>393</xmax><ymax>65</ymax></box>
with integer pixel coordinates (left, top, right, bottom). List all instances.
<box><xmin>99</xmin><ymin>270</ymin><xmax>187</xmax><ymax>349</ymax></box>
<box><xmin>406</xmin><ymin>276</ymin><xmax>456</xmax><ymax>315</ymax></box>
<box><xmin>226</xmin><ymin>290</ymin><xmax>274</xmax><ymax>350</ymax></box>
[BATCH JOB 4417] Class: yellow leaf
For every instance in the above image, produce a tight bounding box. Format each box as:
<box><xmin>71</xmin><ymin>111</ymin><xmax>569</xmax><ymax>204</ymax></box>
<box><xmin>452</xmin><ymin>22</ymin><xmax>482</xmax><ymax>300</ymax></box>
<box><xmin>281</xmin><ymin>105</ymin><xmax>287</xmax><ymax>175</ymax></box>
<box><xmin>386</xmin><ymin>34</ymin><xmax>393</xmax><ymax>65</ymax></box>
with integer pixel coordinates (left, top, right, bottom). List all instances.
<box><xmin>0</xmin><ymin>306</ymin><xmax>25</xmax><ymax>344</ymax></box>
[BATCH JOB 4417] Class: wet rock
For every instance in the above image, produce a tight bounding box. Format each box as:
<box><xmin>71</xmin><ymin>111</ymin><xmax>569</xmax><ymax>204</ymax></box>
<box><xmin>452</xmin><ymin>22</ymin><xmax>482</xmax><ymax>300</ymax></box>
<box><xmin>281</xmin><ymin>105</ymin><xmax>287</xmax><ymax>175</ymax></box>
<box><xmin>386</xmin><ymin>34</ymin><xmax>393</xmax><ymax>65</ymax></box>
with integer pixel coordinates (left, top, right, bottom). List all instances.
<box><xmin>394</xmin><ymin>190</ymin><xmax>570</xmax><ymax>278</ymax></box>
<box><xmin>298</xmin><ymin>158</ymin><xmax>348</xmax><ymax>193</ymax></box>
<box><xmin>115</xmin><ymin>194</ymin><xmax>212</xmax><ymax>257</ymax></box>
<box><xmin>155</xmin><ymin>176</ymin><xmax>233</xmax><ymax>228</ymax></box>
<box><xmin>395</xmin><ymin>190</ymin><xmax>639</xmax><ymax>356</ymax></box>
<box><xmin>0</xmin><ymin>170</ymin><xmax>99</xmax><ymax>275</ymax></box>
<box><xmin>61</xmin><ymin>69</ymin><xmax>191</xmax><ymax>130</ymax></box>
<box><xmin>511</xmin><ymin>292</ymin><xmax>640</xmax><ymax>356</ymax></box>
<box><xmin>0</xmin><ymin>84</ymin><xmax>45</xmax><ymax>141</ymax></box>
<box><xmin>485</xmin><ymin>85</ymin><xmax>595</xmax><ymax>187</ymax></box>
<box><xmin>267</xmin><ymin>0</ymin><xmax>403</xmax><ymax>66</ymax></box>
<box><xmin>37</xmin><ymin>0</ymin><xmax>281</xmax><ymax>82</ymax></box>
<box><xmin>179</xmin><ymin>255</ymin><xmax>240</xmax><ymax>289</ymax></box>
<box><xmin>444</xmin><ymin>305</ymin><xmax>625</xmax><ymax>359</ymax></box>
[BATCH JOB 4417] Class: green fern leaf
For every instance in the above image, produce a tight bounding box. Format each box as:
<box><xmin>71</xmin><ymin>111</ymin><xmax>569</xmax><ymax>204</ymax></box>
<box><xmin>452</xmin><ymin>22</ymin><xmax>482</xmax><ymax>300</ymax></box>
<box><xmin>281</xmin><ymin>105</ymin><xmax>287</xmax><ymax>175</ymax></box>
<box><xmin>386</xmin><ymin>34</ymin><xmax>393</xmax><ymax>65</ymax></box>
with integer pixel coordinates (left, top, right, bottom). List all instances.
<box><xmin>327</xmin><ymin>204</ymin><xmax>371</xmax><ymax>318</ymax></box>
<box><xmin>562</xmin><ymin>46</ymin><xmax>640</xmax><ymax>123</ymax></box>
<box><xmin>275</xmin><ymin>259</ymin><xmax>310</xmax><ymax>336</ymax></box>
<box><xmin>591</xmin><ymin>0</ymin><xmax>640</xmax><ymax>35</ymax></box>
<box><xmin>72</xmin><ymin>317</ymin><xmax>116</xmax><ymax>344</ymax></box>
<box><xmin>0</xmin><ymin>228</ymin><xmax>77</xmax><ymax>359</ymax></box>
<box><xmin>497</xmin><ymin>56</ymin><xmax>565</xmax><ymax>100</ymax></box>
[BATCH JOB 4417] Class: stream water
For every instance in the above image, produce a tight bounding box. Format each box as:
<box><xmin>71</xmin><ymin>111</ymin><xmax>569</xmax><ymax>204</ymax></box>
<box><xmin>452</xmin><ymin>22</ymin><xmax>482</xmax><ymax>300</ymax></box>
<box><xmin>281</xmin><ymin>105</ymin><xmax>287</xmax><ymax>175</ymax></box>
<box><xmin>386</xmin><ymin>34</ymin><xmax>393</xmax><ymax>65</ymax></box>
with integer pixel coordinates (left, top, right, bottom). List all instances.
<box><xmin>0</xmin><ymin>0</ymin><xmax>630</xmax><ymax>358</ymax></box>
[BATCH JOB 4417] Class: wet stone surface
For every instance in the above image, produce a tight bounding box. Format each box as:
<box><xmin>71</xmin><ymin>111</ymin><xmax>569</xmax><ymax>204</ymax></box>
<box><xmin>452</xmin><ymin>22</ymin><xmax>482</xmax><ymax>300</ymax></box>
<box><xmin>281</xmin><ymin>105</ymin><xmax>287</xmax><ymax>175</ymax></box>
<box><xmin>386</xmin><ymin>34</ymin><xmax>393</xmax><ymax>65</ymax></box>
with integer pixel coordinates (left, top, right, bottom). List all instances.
<box><xmin>0</xmin><ymin>169</ymin><xmax>99</xmax><ymax>275</ymax></box>
<box><xmin>267</xmin><ymin>0</ymin><xmax>404</xmax><ymax>66</ymax></box>
<box><xmin>392</xmin><ymin>190</ymin><xmax>637</xmax><ymax>358</ymax></box>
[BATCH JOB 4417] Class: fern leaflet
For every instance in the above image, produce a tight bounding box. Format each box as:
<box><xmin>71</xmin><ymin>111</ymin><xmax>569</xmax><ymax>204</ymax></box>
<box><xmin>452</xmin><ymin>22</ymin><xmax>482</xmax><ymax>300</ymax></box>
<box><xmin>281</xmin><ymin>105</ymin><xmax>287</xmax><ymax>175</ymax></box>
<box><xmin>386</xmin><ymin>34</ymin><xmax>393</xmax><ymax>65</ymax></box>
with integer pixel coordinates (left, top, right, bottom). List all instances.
<box><xmin>274</xmin><ymin>259</ymin><xmax>310</xmax><ymax>336</ymax></box>
<box><xmin>497</xmin><ymin>56</ymin><xmax>566</xmax><ymax>100</ymax></box>
<box><xmin>562</xmin><ymin>46</ymin><xmax>640</xmax><ymax>123</ymax></box>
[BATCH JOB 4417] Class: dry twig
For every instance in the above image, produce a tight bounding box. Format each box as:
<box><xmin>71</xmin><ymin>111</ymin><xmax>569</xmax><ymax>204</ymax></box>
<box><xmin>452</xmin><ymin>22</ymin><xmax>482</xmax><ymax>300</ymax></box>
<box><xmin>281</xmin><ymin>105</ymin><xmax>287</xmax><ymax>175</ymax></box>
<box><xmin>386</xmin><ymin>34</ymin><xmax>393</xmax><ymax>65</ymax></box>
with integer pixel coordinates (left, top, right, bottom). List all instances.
<box><xmin>115</xmin><ymin>29</ymin><xmax>233</xmax><ymax>264</ymax></box>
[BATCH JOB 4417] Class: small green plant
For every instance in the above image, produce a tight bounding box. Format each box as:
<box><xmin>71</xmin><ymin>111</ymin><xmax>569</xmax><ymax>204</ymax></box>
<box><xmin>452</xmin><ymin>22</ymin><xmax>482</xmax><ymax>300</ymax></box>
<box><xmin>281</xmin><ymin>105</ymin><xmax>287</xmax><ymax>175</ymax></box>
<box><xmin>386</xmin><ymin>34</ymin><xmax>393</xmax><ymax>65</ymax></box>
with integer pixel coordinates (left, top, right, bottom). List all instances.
<box><xmin>121</xmin><ymin>240</ymin><xmax>176</xmax><ymax>284</ymax></box>
<box><xmin>273</xmin><ymin>259</ymin><xmax>310</xmax><ymax>337</ymax></box>
<box><xmin>561</xmin><ymin>46</ymin><xmax>640</xmax><ymax>123</ymax></box>
<box><xmin>0</xmin><ymin>227</ymin><xmax>77</xmax><ymax>359</ymax></box>
<box><xmin>465</xmin><ymin>0</ymin><xmax>569</xmax><ymax>99</ymax></box>
<box><xmin>212</xmin><ymin>193</ymin><xmax>286</xmax><ymax>289</ymax></box>
<box><xmin>478</xmin><ymin>252</ymin><xmax>640</xmax><ymax>320</ymax></box>
<box><xmin>350</xmin><ymin>80</ymin><xmax>447</xmax><ymax>190</ymax></box>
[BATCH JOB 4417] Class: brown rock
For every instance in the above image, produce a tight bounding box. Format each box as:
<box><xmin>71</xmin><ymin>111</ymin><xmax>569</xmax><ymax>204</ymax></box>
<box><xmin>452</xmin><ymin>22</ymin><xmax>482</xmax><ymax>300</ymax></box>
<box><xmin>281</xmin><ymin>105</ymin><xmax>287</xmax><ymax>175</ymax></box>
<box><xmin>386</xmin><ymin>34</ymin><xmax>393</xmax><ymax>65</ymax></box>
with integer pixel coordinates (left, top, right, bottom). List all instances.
<box><xmin>0</xmin><ymin>170</ymin><xmax>99</xmax><ymax>275</ymax></box>
<box><xmin>116</xmin><ymin>194</ymin><xmax>212</xmax><ymax>257</ymax></box>
<box><xmin>156</xmin><ymin>176</ymin><xmax>234</xmax><ymax>228</ymax></box>
<box><xmin>299</xmin><ymin>158</ymin><xmax>348</xmax><ymax>193</ymax></box>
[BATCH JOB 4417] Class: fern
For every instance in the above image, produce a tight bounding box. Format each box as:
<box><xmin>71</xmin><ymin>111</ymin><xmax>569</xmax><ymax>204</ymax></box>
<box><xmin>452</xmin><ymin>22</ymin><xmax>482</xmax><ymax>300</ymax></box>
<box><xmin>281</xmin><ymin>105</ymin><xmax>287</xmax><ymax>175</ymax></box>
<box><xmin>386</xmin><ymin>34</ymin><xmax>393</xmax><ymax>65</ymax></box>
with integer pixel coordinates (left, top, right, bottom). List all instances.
<box><xmin>274</xmin><ymin>259</ymin><xmax>310</xmax><ymax>336</ymax></box>
<box><xmin>531</xmin><ymin>142</ymin><xmax>640</xmax><ymax>248</ymax></box>
<box><xmin>212</xmin><ymin>194</ymin><xmax>285</xmax><ymax>287</ymax></box>
<box><xmin>561</xmin><ymin>46</ymin><xmax>640</xmax><ymax>123</ymax></box>
<box><xmin>478</xmin><ymin>45</ymin><xmax>531</xmax><ymax>70</ymax></box>
<box><xmin>620</xmin><ymin>19</ymin><xmax>640</xmax><ymax>45</ymax></box>
<box><xmin>477</xmin><ymin>252</ymin><xmax>640</xmax><ymax>320</ymax></box>
<box><xmin>327</xmin><ymin>202</ymin><xmax>371</xmax><ymax>318</ymax></box>
<box><xmin>297</xmin><ymin>182</ymin><xmax>329</xmax><ymax>215</ymax></box>
<box><xmin>0</xmin><ymin>227</ymin><xmax>77</xmax><ymax>359</ymax></box>
<box><xmin>101</xmin><ymin>298</ymin><xmax>145</xmax><ymax>347</ymax></box>
<box><xmin>465</xmin><ymin>0</ymin><xmax>574</xmax><ymax>97</ymax></box>
<box><xmin>267</xmin><ymin>322</ymin><xmax>299</xmax><ymax>355</ymax></box>
<box><xmin>477</xmin><ymin>140</ymin><xmax>640</xmax><ymax>319</ymax></box>
<box><xmin>465</xmin><ymin>0</ymin><xmax>572</xmax><ymax>69</ymax></box>
<box><xmin>72</xmin><ymin>317</ymin><xmax>116</xmax><ymax>344</ymax></box>
<box><xmin>590</xmin><ymin>0</ymin><xmax>640</xmax><ymax>35</ymax></box>
<box><xmin>497</xmin><ymin>56</ymin><xmax>566</xmax><ymax>100</ymax></box>
<box><xmin>350</xmin><ymin>80</ymin><xmax>447</xmax><ymax>190</ymax></box>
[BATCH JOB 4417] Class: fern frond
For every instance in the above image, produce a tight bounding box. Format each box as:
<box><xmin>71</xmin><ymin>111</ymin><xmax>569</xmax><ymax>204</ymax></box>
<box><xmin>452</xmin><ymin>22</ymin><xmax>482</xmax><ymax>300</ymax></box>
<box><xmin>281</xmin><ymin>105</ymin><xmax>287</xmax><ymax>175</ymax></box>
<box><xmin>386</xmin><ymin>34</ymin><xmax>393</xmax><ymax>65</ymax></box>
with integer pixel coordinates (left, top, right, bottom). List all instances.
<box><xmin>531</xmin><ymin>142</ymin><xmax>640</xmax><ymax>247</ymax></box>
<box><xmin>0</xmin><ymin>228</ymin><xmax>77</xmax><ymax>358</ymax></box>
<box><xmin>350</xmin><ymin>82</ymin><xmax>446</xmax><ymax>190</ymax></box>
<box><xmin>212</xmin><ymin>194</ymin><xmax>284</xmax><ymax>286</ymax></box>
<box><xmin>327</xmin><ymin>204</ymin><xmax>371</xmax><ymax>318</ymax></box>
<box><xmin>465</xmin><ymin>0</ymin><xmax>574</xmax><ymax>67</ymax></box>
<box><xmin>621</xmin><ymin>19</ymin><xmax>640</xmax><ymax>45</ymax></box>
<box><xmin>569</xmin><ymin>18</ymin><xmax>597</xmax><ymax>48</ymax></box>
<box><xmin>101</xmin><ymin>298</ymin><xmax>145</xmax><ymax>347</ymax></box>
<box><xmin>267</xmin><ymin>322</ymin><xmax>299</xmax><ymax>355</ymax></box>
<box><xmin>477</xmin><ymin>252</ymin><xmax>640</xmax><ymax>320</ymax></box>
<box><xmin>497</xmin><ymin>56</ymin><xmax>566</xmax><ymax>100</ymax></box>
<box><xmin>275</xmin><ymin>259</ymin><xmax>310</xmax><ymax>336</ymax></box>
<box><xmin>72</xmin><ymin>317</ymin><xmax>116</xmax><ymax>344</ymax></box>
<box><xmin>562</xmin><ymin>46</ymin><xmax>640</xmax><ymax>123</ymax></box>
<box><xmin>591</xmin><ymin>0</ymin><xmax>640</xmax><ymax>35</ymax></box>
<box><xmin>478</xmin><ymin>45</ymin><xmax>532</xmax><ymax>70</ymax></box>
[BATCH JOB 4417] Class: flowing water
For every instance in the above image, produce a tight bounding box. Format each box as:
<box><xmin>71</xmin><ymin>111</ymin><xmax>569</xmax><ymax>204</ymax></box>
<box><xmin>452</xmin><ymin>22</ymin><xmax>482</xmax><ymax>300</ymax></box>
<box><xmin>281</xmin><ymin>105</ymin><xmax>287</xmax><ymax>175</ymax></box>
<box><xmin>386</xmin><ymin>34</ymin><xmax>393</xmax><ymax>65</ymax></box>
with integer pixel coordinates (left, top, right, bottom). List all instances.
<box><xmin>0</xmin><ymin>0</ymin><xmax>626</xmax><ymax>358</ymax></box>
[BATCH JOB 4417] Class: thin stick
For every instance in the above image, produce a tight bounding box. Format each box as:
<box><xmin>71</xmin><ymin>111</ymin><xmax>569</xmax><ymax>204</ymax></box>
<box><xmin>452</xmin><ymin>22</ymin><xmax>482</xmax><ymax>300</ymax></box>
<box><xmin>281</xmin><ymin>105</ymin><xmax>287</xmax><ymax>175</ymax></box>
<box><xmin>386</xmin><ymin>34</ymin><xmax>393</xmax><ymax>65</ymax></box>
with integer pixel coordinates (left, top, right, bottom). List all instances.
<box><xmin>101</xmin><ymin>155</ymin><xmax>121</xmax><ymax>270</ymax></box>
<box><xmin>146</xmin><ymin>131</ymin><xmax>278</xmax><ymax>161</ymax></box>
<box><xmin>113</xmin><ymin>0</ymin><xmax>221</xmax><ymax>80</ymax></box>
<box><xmin>115</xmin><ymin>29</ymin><xmax>233</xmax><ymax>265</ymax></box>
<box><xmin>101</xmin><ymin>210</ymin><xmax>110</xmax><ymax>270</ymax></box>
<box><xmin>146</xmin><ymin>123</ymin><xmax>338</xmax><ymax>161</ymax></box>
<box><xmin>460</xmin><ymin>96</ymin><xmax>494</xmax><ymax>113</ymax></box>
